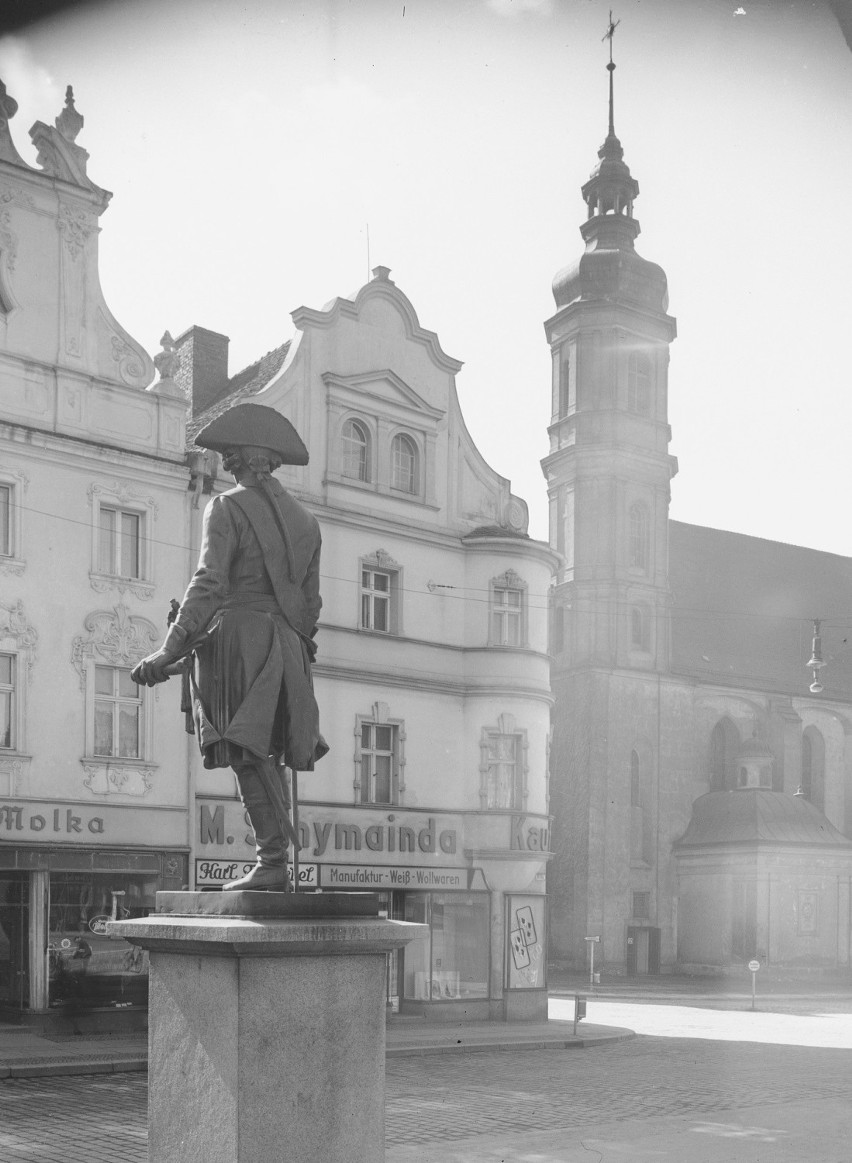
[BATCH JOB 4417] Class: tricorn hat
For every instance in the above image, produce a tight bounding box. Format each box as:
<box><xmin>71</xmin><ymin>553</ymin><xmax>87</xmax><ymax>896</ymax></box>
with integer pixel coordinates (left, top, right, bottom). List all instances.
<box><xmin>195</xmin><ymin>404</ymin><xmax>309</xmax><ymax>465</ymax></box>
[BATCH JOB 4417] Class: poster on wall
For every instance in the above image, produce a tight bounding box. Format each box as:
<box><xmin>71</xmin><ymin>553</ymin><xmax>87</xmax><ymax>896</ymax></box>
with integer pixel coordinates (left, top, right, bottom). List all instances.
<box><xmin>506</xmin><ymin>895</ymin><xmax>546</xmax><ymax>989</ymax></box>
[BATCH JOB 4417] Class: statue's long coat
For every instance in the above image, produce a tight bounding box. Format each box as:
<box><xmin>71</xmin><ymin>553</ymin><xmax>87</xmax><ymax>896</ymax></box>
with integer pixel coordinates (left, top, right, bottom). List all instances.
<box><xmin>172</xmin><ymin>478</ymin><xmax>325</xmax><ymax>771</ymax></box>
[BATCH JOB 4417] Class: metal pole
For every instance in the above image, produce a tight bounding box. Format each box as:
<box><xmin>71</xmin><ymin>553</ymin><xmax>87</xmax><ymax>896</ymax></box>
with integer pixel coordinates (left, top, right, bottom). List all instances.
<box><xmin>751</xmin><ymin>969</ymin><xmax>756</xmax><ymax>1011</ymax></box>
<box><xmin>292</xmin><ymin>769</ymin><xmax>300</xmax><ymax>892</ymax></box>
<box><xmin>590</xmin><ymin>941</ymin><xmax>595</xmax><ymax>986</ymax></box>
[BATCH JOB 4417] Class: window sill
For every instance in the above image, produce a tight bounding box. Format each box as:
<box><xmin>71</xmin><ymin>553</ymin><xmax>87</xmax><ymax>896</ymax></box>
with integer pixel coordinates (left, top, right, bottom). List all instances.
<box><xmin>89</xmin><ymin>573</ymin><xmax>155</xmax><ymax>601</ymax></box>
<box><xmin>80</xmin><ymin>758</ymin><xmax>157</xmax><ymax>797</ymax></box>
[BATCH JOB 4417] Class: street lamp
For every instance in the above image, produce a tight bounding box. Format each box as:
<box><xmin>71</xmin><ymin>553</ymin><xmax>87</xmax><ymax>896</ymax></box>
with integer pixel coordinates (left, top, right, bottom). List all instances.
<box><xmin>806</xmin><ymin>618</ymin><xmax>825</xmax><ymax>695</ymax></box>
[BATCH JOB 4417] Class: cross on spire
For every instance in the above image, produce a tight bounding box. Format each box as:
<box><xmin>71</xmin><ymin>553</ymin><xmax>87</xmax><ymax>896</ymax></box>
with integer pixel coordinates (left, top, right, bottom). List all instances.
<box><xmin>602</xmin><ymin>10</ymin><xmax>620</xmax><ymax>136</ymax></box>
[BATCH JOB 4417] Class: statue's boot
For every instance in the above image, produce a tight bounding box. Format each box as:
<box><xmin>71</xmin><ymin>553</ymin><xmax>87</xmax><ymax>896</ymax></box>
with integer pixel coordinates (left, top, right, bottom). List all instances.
<box><xmin>223</xmin><ymin>766</ymin><xmax>292</xmax><ymax>893</ymax></box>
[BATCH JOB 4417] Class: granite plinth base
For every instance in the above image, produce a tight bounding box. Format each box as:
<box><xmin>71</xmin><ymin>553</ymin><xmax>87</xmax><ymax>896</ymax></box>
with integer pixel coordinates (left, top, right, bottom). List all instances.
<box><xmin>110</xmin><ymin>893</ymin><xmax>425</xmax><ymax>1163</ymax></box>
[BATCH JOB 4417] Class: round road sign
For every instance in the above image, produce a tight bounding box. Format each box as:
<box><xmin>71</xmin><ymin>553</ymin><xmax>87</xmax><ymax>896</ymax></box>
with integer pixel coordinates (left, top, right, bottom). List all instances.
<box><xmin>748</xmin><ymin>959</ymin><xmax>760</xmax><ymax>972</ymax></box>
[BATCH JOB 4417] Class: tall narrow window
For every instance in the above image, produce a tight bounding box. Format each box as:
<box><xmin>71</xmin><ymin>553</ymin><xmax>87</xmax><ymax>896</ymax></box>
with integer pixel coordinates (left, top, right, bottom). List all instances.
<box><xmin>801</xmin><ymin>727</ymin><xmax>825</xmax><ymax>811</ymax></box>
<box><xmin>627</xmin><ymin>352</ymin><xmax>651</xmax><ymax>415</ymax></box>
<box><xmin>0</xmin><ymin>485</ymin><xmax>10</xmax><ymax>557</ymax></box>
<box><xmin>390</xmin><ymin>434</ymin><xmax>418</xmax><ymax>494</ymax></box>
<box><xmin>361</xmin><ymin>568</ymin><xmax>391</xmax><ymax>632</ymax></box>
<box><xmin>94</xmin><ymin>666</ymin><xmax>141</xmax><ymax>758</ymax></box>
<box><xmin>558</xmin><ymin>348</ymin><xmax>575</xmax><ymax>416</ymax></box>
<box><xmin>360</xmin><ymin>721</ymin><xmax>398</xmax><ymax>804</ymax></box>
<box><xmin>630</xmin><ymin>750</ymin><xmax>641</xmax><ymax>807</ymax></box>
<box><xmin>491</xmin><ymin>586</ymin><xmax>522</xmax><ymax>646</ymax></box>
<box><xmin>341</xmin><ymin>419</ymin><xmax>370</xmax><ymax>482</ymax></box>
<box><xmin>630</xmin><ymin>606</ymin><xmax>650</xmax><ymax>650</ymax></box>
<box><xmin>98</xmin><ymin>508</ymin><xmax>141</xmax><ymax>578</ymax></box>
<box><xmin>628</xmin><ymin>504</ymin><xmax>649</xmax><ymax>571</ymax></box>
<box><xmin>485</xmin><ymin>733</ymin><xmax>521</xmax><ymax>809</ymax></box>
<box><xmin>0</xmin><ymin>653</ymin><xmax>14</xmax><ymax>749</ymax></box>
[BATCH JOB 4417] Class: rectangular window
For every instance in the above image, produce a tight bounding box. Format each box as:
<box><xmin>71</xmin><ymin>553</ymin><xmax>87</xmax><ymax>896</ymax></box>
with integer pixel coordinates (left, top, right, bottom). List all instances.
<box><xmin>0</xmin><ymin>485</ymin><xmax>10</xmax><ymax>557</ymax></box>
<box><xmin>632</xmin><ymin>891</ymin><xmax>650</xmax><ymax>919</ymax></box>
<box><xmin>98</xmin><ymin>508</ymin><xmax>141</xmax><ymax>578</ymax></box>
<box><xmin>485</xmin><ymin>732</ymin><xmax>522</xmax><ymax>810</ymax></box>
<box><xmin>491</xmin><ymin>587</ymin><xmax>522</xmax><ymax>647</ymax></box>
<box><xmin>360</xmin><ymin>722</ymin><xmax>397</xmax><ymax>804</ymax></box>
<box><xmin>94</xmin><ymin>666</ymin><xmax>141</xmax><ymax>758</ymax></box>
<box><xmin>361</xmin><ymin>568</ymin><xmax>391</xmax><ymax>632</ymax></box>
<box><xmin>0</xmin><ymin>653</ymin><xmax>14</xmax><ymax>749</ymax></box>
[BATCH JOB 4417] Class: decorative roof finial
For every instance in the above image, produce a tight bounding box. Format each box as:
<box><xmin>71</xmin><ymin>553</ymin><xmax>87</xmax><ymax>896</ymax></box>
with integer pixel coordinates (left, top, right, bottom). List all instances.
<box><xmin>602</xmin><ymin>10</ymin><xmax>620</xmax><ymax>138</ymax></box>
<box><xmin>56</xmin><ymin>84</ymin><xmax>84</xmax><ymax>144</ymax></box>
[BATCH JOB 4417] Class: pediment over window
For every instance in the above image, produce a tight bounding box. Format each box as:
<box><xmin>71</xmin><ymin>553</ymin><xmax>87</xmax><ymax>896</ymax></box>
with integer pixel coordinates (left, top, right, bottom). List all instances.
<box><xmin>323</xmin><ymin>369</ymin><xmax>444</xmax><ymax>423</ymax></box>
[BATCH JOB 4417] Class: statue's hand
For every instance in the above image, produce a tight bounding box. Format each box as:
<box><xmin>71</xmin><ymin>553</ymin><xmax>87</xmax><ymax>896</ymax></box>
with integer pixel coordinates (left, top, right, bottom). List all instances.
<box><xmin>131</xmin><ymin>650</ymin><xmax>176</xmax><ymax>687</ymax></box>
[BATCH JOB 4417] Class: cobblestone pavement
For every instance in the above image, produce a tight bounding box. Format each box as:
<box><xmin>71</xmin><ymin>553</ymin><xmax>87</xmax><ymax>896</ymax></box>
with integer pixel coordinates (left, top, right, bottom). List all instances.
<box><xmin>1</xmin><ymin>1036</ymin><xmax>851</xmax><ymax>1161</ymax></box>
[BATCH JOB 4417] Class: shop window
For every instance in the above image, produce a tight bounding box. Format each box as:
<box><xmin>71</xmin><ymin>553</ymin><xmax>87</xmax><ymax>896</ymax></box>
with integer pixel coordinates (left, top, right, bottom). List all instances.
<box><xmin>48</xmin><ymin>871</ymin><xmax>156</xmax><ymax>1010</ymax></box>
<box><xmin>390</xmin><ymin>433</ymin><xmax>419</xmax><ymax>495</ymax></box>
<box><xmin>490</xmin><ymin>570</ymin><xmax>527</xmax><ymax>647</ymax></box>
<box><xmin>359</xmin><ymin>550</ymin><xmax>401</xmax><ymax>633</ymax></box>
<box><xmin>94</xmin><ymin>666</ymin><xmax>142</xmax><ymax>759</ymax></box>
<box><xmin>628</xmin><ymin>503</ymin><xmax>650</xmax><ymax>571</ymax></box>
<box><xmin>402</xmin><ymin>893</ymin><xmax>489</xmax><ymax>1001</ymax></box>
<box><xmin>355</xmin><ymin>702</ymin><xmax>404</xmax><ymax>805</ymax></box>
<box><xmin>480</xmin><ymin>714</ymin><xmax>528</xmax><ymax>810</ymax></box>
<box><xmin>341</xmin><ymin>418</ymin><xmax>371</xmax><ymax>482</ymax></box>
<box><xmin>627</xmin><ymin>351</ymin><xmax>651</xmax><ymax>415</ymax></box>
<box><xmin>0</xmin><ymin>874</ymin><xmax>28</xmax><ymax>1009</ymax></box>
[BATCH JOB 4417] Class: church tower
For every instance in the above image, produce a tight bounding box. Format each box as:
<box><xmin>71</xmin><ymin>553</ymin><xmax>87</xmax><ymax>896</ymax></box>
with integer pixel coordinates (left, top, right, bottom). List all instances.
<box><xmin>543</xmin><ymin>34</ymin><xmax>678</xmax><ymax>969</ymax></box>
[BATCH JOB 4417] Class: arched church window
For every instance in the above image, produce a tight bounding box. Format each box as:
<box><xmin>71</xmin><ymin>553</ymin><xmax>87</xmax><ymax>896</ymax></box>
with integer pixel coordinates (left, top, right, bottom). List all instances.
<box><xmin>627</xmin><ymin>352</ymin><xmax>651</xmax><ymax>415</ymax></box>
<box><xmin>390</xmin><ymin>433</ymin><xmax>418</xmax><ymax>495</ymax></box>
<box><xmin>631</xmin><ymin>605</ymin><xmax>650</xmax><ymax>650</ymax></box>
<box><xmin>709</xmin><ymin>720</ymin><xmax>738</xmax><ymax>791</ymax></box>
<box><xmin>628</xmin><ymin>504</ymin><xmax>649</xmax><ymax>571</ymax></box>
<box><xmin>341</xmin><ymin>419</ymin><xmax>370</xmax><ymax>482</ymax></box>
<box><xmin>801</xmin><ymin>728</ymin><xmax>825</xmax><ymax>811</ymax></box>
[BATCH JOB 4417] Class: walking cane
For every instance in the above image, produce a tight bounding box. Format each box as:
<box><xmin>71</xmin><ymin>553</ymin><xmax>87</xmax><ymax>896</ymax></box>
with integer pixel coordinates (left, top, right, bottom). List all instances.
<box><xmin>292</xmin><ymin>769</ymin><xmax>300</xmax><ymax>892</ymax></box>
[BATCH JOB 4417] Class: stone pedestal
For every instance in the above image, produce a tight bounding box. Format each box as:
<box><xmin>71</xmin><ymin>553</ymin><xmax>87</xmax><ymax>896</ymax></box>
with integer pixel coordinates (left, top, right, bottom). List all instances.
<box><xmin>110</xmin><ymin>892</ymin><xmax>425</xmax><ymax>1163</ymax></box>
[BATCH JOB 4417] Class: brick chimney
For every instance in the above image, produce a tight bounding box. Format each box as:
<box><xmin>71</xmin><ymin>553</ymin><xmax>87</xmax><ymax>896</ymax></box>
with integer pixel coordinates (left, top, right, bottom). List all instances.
<box><xmin>172</xmin><ymin>326</ymin><xmax>230</xmax><ymax>416</ymax></box>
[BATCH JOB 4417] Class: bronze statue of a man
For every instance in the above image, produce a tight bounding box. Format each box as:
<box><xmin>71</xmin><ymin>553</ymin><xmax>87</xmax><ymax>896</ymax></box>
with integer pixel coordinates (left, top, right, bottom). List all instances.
<box><xmin>132</xmin><ymin>403</ymin><xmax>326</xmax><ymax>891</ymax></box>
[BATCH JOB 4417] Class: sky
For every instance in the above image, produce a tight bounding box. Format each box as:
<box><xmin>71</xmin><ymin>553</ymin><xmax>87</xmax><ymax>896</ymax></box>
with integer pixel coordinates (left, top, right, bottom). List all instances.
<box><xmin>1</xmin><ymin>0</ymin><xmax>850</xmax><ymax>556</ymax></box>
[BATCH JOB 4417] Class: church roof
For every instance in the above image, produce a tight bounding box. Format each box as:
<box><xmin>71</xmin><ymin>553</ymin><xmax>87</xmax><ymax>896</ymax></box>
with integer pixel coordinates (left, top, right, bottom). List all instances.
<box><xmin>675</xmin><ymin>790</ymin><xmax>852</xmax><ymax>849</ymax></box>
<box><xmin>668</xmin><ymin>521</ymin><xmax>852</xmax><ymax>700</ymax></box>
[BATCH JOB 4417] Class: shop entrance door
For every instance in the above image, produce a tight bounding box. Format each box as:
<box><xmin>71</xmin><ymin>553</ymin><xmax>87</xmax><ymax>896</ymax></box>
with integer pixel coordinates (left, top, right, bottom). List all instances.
<box><xmin>0</xmin><ymin>874</ymin><xmax>29</xmax><ymax>1011</ymax></box>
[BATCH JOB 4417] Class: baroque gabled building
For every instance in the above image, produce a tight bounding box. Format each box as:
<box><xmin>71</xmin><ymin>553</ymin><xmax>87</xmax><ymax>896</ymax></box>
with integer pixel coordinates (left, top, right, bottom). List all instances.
<box><xmin>175</xmin><ymin>265</ymin><xmax>557</xmax><ymax>1019</ymax></box>
<box><xmin>0</xmin><ymin>80</ymin><xmax>191</xmax><ymax>1025</ymax></box>
<box><xmin>544</xmin><ymin>60</ymin><xmax>852</xmax><ymax>976</ymax></box>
